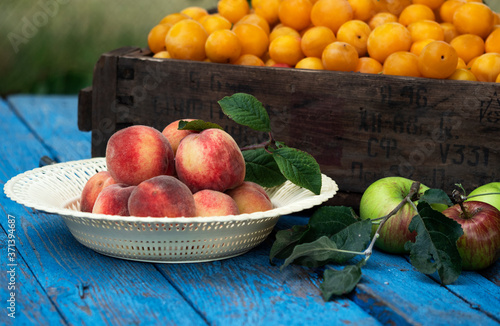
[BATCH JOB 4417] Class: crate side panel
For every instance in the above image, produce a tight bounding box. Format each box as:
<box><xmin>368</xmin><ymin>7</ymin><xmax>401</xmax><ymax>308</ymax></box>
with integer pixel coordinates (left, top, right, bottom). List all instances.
<box><xmin>101</xmin><ymin>57</ymin><xmax>500</xmax><ymax>194</ymax></box>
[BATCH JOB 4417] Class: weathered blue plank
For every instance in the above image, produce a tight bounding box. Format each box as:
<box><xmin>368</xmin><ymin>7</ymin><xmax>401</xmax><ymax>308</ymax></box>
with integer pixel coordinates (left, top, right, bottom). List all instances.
<box><xmin>0</xmin><ymin>218</ymin><xmax>66</xmax><ymax>326</ymax></box>
<box><xmin>1</xmin><ymin>97</ymin><xmax>207</xmax><ymax>325</ymax></box>
<box><xmin>277</xmin><ymin>215</ymin><xmax>500</xmax><ymax>325</ymax></box>
<box><xmin>7</xmin><ymin>94</ymin><xmax>92</xmax><ymax>162</ymax></box>
<box><xmin>7</xmin><ymin>95</ymin><xmax>500</xmax><ymax>326</ymax></box>
<box><xmin>429</xmin><ymin>265</ymin><xmax>500</xmax><ymax>322</ymax></box>
<box><xmin>157</xmin><ymin>241</ymin><xmax>382</xmax><ymax>326</ymax></box>
<box><xmin>356</xmin><ymin>252</ymin><xmax>499</xmax><ymax>326</ymax></box>
<box><xmin>11</xmin><ymin>95</ymin><xmax>382</xmax><ymax>325</ymax></box>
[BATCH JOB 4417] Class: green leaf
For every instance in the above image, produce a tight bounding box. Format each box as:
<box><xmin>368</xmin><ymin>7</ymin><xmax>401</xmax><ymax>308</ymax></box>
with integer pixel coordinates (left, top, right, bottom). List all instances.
<box><xmin>419</xmin><ymin>189</ymin><xmax>453</xmax><ymax>207</ymax></box>
<box><xmin>281</xmin><ymin>236</ymin><xmax>339</xmax><ymax>269</ymax></box>
<box><xmin>329</xmin><ymin>219</ymin><xmax>372</xmax><ymax>263</ymax></box>
<box><xmin>270</xmin><ymin>225</ymin><xmax>309</xmax><ymax>263</ymax></box>
<box><xmin>243</xmin><ymin>148</ymin><xmax>287</xmax><ymax>188</ymax></box>
<box><xmin>178</xmin><ymin>119</ymin><xmax>223</xmax><ymax>131</ymax></box>
<box><xmin>320</xmin><ymin>259</ymin><xmax>366</xmax><ymax>300</ymax></box>
<box><xmin>271</xmin><ymin>146</ymin><xmax>322</xmax><ymax>195</ymax></box>
<box><xmin>281</xmin><ymin>220</ymin><xmax>371</xmax><ymax>268</ymax></box>
<box><xmin>270</xmin><ymin>206</ymin><xmax>362</xmax><ymax>264</ymax></box>
<box><xmin>218</xmin><ymin>93</ymin><xmax>271</xmax><ymax>132</ymax></box>
<box><xmin>404</xmin><ymin>202</ymin><xmax>464</xmax><ymax>285</ymax></box>
<box><xmin>301</xmin><ymin>206</ymin><xmax>360</xmax><ymax>243</ymax></box>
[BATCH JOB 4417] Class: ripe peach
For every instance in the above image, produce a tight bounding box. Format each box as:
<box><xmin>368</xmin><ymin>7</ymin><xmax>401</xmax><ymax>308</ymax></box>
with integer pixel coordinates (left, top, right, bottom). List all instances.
<box><xmin>226</xmin><ymin>181</ymin><xmax>273</xmax><ymax>214</ymax></box>
<box><xmin>128</xmin><ymin>175</ymin><xmax>196</xmax><ymax>217</ymax></box>
<box><xmin>161</xmin><ymin>119</ymin><xmax>197</xmax><ymax>155</ymax></box>
<box><xmin>92</xmin><ymin>184</ymin><xmax>136</xmax><ymax>216</ymax></box>
<box><xmin>193</xmin><ymin>189</ymin><xmax>240</xmax><ymax>217</ymax></box>
<box><xmin>175</xmin><ymin>128</ymin><xmax>246</xmax><ymax>193</ymax></box>
<box><xmin>105</xmin><ymin>125</ymin><xmax>175</xmax><ymax>186</ymax></box>
<box><xmin>236</xmin><ymin>181</ymin><xmax>271</xmax><ymax>200</ymax></box>
<box><xmin>80</xmin><ymin>171</ymin><xmax>116</xmax><ymax>212</ymax></box>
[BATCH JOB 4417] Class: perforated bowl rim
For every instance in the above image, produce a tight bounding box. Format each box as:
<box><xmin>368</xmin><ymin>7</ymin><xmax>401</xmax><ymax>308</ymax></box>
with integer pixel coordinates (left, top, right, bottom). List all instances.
<box><xmin>3</xmin><ymin>157</ymin><xmax>339</xmax><ymax>224</ymax></box>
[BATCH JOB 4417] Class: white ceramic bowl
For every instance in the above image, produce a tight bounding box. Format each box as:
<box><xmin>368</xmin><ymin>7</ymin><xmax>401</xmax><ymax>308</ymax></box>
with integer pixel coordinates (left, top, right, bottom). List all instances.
<box><xmin>4</xmin><ymin>158</ymin><xmax>338</xmax><ymax>263</ymax></box>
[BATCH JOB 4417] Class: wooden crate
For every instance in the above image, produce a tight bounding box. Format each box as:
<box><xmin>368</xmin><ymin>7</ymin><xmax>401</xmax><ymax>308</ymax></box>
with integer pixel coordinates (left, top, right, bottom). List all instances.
<box><xmin>78</xmin><ymin>47</ymin><xmax>500</xmax><ymax>207</ymax></box>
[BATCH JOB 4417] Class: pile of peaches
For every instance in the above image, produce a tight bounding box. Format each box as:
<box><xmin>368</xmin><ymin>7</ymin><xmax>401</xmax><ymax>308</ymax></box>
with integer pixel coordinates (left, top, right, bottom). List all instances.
<box><xmin>80</xmin><ymin>121</ymin><xmax>273</xmax><ymax>218</ymax></box>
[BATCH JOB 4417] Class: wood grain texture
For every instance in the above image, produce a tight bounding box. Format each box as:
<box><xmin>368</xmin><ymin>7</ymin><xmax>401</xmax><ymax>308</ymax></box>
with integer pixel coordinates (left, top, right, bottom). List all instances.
<box><xmin>90</xmin><ymin>47</ymin><xmax>140</xmax><ymax>157</ymax></box>
<box><xmin>0</xmin><ymin>216</ymin><xmax>66</xmax><ymax>326</ymax></box>
<box><xmin>4</xmin><ymin>95</ymin><xmax>500</xmax><ymax>325</ymax></box>
<box><xmin>81</xmin><ymin>48</ymin><xmax>500</xmax><ymax>199</ymax></box>
<box><xmin>278</xmin><ymin>216</ymin><xmax>500</xmax><ymax>326</ymax></box>
<box><xmin>1</xmin><ymin>97</ymin><xmax>206</xmax><ymax>325</ymax></box>
<box><xmin>7</xmin><ymin>95</ymin><xmax>92</xmax><ymax>162</ymax></box>
<box><xmin>78</xmin><ymin>86</ymin><xmax>93</xmax><ymax>132</ymax></box>
<box><xmin>354</xmin><ymin>252</ymin><xmax>500</xmax><ymax>326</ymax></box>
<box><xmin>436</xmin><ymin>270</ymin><xmax>500</xmax><ymax>322</ymax></box>
<box><xmin>12</xmin><ymin>95</ymin><xmax>381</xmax><ymax>325</ymax></box>
<box><xmin>156</xmin><ymin>240</ymin><xmax>381</xmax><ymax>326</ymax></box>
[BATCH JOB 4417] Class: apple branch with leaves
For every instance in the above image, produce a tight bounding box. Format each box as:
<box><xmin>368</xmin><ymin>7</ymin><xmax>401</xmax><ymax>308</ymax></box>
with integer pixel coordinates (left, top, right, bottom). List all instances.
<box><xmin>179</xmin><ymin>93</ymin><xmax>496</xmax><ymax>302</ymax></box>
<box><xmin>269</xmin><ymin>182</ymin><xmax>466</xmax><ymax>300</ymax></box>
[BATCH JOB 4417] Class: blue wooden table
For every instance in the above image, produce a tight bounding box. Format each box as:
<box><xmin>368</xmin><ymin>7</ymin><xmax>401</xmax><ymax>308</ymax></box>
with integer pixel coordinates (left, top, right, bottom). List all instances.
<box><xmin>1</xmin><ymin>94</ymin><xmax>499</xmax><ymax>326</ymax></box>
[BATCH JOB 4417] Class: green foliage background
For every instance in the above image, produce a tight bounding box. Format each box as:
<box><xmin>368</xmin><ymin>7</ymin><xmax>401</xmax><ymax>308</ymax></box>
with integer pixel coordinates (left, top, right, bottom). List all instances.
<box><xmin>0</xmin><ymin>0</ymin><xmax>218</xmax><ymax>96</ymax></box>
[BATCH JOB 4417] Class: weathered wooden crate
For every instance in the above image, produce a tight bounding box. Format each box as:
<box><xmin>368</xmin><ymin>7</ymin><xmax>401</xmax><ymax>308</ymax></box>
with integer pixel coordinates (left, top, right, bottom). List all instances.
<box><xmin>78</xmin><ymin>46</ymin><xmax>500</xmax><ymax>207</ymax></box>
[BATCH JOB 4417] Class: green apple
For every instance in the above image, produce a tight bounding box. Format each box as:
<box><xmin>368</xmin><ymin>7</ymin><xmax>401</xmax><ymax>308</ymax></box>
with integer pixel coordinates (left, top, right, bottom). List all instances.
<box><xmin>465</xmin><ymin>182</ymin><xmax>500</xmax><ymax>212</ymax></box>
<box><xmin>359</xmin><ymin>176</ymin><xmax>439</xmax><ymax>254</ymax></box>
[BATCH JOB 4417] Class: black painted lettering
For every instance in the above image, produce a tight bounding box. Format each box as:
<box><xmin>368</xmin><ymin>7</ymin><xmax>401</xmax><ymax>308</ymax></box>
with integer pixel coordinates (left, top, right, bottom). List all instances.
<box><xmin>480</xmin><ymin>95</ymin><xmax>500</xmax><ymax>124</ymax></box>
<box><xmin>380</xmin><ymin>85</ymin><xmax>392</xmax><ymax>106</ymax></box>
<box><xmin>210</xmin><ymin>73</ymin><xmax>222</xmax><ymax>92</ymax></box>
<box><xmin>359</xmin><ymin>110</ymin><xmax>382</xmax><ymax>133</ymax></box>
<box><xmin>452</xmin><ymin>144</ymin><xmax>465</xmax><ymax>165</ymax></box>
<box><xmin>400</xmin><ymin>86</ymin><xmax>413</xmax><ymax>106</ymax></box>
<box><xmin>406</xmin><ymin>116</ymin><xmax>419</xmax><ymax>135</ymax></box>
<box><xmin>483</xmin><ymin>148</ymin><xmax>489</xmax><ymax>166</ymax></box>
<box><xmin>380</xmin><ymin>137</ymin><xmax>397</xmax><ymax>158</ymax></box>
<box><xmin>467</xmin><ymin>145</ymin><xmax>480</xmax><ymax>167</ymax></box>
<box><xmin>415</xmin><ymin>87</ymin><xmax>427</xmax><ymax>108</ymax></box>
<box><xmin>393</xmin><ymin>114</ymin><xmax>405</xmax><ymax>133</ymax></box>
<box><xmin>440</xmin><ymin>143</ymin><xmax>450</xmax><ymax>163</ymax></box>
<box><xmin>367</xmin><ymin>137</ymin><xmax>378</xmax><ymax>157</ymax></box>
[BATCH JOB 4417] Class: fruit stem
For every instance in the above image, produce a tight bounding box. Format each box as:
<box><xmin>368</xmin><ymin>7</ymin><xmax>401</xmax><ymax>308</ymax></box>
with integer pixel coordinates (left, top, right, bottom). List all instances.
<box><xmin>364</xmin><ymin>181</ymin><xmax>421</xmax><ymax>259</ymax></box>
<box><xmin>331</xmin><ymin>248</ymin><xmax>366</xmax><ymax>256</ymax></box>
<box><xmin>452</xmin><ymin>188</ymin><xmax>470</xmax><ymax>219</ymax></box>
<box><xmin>240</xmin><ymin>132</ymin><xmax>274</xmax><ymax>153</ymax></box>
<box><xmin>239</xmin><ymin>140</ymin><xmax>271</xmax><ymax>151</ymax></box>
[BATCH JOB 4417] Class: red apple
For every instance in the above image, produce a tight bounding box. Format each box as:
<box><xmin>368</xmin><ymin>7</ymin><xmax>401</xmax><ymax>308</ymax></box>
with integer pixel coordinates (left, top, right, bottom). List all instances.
<box><xmin>442</xmin><ymin>201</ymin><xmax>500</xmax><ymax>270</ymax></box>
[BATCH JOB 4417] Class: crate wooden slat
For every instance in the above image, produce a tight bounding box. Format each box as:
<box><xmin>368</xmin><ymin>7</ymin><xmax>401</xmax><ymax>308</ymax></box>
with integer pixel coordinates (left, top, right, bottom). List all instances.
<box><xmin>78</xmin><ymin>47</ymin><xmax>500</xmax><ymax>206</ymax></box>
